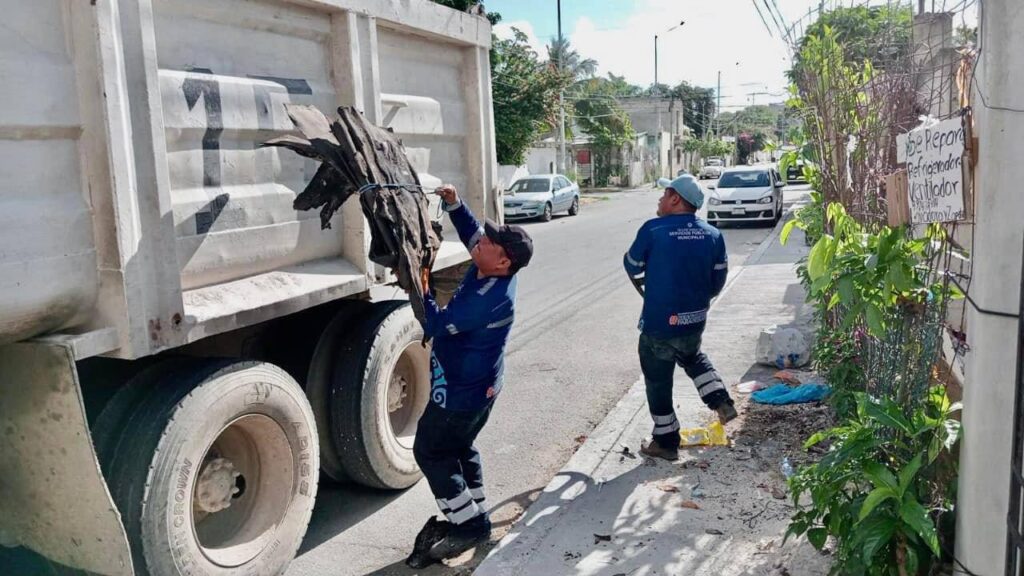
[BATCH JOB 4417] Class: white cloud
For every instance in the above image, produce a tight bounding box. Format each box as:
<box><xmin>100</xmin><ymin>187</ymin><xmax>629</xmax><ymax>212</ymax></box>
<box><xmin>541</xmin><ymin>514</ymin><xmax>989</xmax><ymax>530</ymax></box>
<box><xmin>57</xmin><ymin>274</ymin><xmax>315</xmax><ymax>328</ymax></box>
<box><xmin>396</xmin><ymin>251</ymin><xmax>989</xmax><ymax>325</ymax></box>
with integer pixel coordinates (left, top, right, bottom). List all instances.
<box><xmin>495</xmin><ymin>0</ymin><xmax>979</xmax><ymax>111</ymax></box>
<box><xmin>494</xmin><ymin>20</ymin><xmax>548</xmax><ymax>59</ymax></box>
<box><xmin>566</xmin><ymin>0</ymin><xmax>824</xmax><ymax>109</ymax></box>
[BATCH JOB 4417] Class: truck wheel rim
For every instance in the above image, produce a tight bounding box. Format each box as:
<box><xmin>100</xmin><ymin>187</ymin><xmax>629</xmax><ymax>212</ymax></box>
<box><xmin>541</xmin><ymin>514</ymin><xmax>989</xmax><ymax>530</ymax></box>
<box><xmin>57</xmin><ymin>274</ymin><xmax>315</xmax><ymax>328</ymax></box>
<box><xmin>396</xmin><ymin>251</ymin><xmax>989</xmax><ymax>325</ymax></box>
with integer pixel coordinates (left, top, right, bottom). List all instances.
<box><xmin>193</xmin><ymin>414</ymin><xmax>294</xmax><ymax>567</ymax></box>
<box><xmin>386</xmin><ymin>342</ymin><xmax>430</xmax><ymax>450</ymax></box>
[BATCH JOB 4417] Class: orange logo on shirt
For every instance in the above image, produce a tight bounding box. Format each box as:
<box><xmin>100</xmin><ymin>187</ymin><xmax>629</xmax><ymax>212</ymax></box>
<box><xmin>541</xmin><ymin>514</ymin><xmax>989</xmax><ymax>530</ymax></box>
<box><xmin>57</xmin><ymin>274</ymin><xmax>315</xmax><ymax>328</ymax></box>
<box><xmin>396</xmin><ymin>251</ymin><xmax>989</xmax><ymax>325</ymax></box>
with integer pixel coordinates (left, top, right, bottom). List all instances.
<box><xmin>486</xmin><ymin>386</ymin><xmax>497</xmax><ymax>399</ymax></box>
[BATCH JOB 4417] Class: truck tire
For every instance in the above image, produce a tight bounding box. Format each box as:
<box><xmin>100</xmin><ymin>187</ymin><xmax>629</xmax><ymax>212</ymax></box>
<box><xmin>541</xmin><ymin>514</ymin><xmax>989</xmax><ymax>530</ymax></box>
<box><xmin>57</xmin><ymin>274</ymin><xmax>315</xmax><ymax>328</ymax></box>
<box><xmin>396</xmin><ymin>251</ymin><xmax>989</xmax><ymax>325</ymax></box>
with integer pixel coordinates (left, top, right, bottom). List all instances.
<box><xmin>93</xmin><ymin>360</ymin><xmax>318</xmax><ymax>576</ymax></box>
<box><xmin>306</xmin><ymin>300</ymin><xmax>372</xmax><ymax>483</ymax></box>
<box><xmin>330</xmin><ymin>301</ymin><xmax>431</xmax><ymax>489</ymax></box>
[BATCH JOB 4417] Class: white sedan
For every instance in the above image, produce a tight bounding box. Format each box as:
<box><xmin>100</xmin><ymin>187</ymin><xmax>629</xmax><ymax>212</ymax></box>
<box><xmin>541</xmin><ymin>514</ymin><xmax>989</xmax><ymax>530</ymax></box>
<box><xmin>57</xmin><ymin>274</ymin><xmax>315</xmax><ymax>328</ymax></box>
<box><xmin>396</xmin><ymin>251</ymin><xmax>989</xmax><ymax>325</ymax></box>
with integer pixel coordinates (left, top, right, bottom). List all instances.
<box><xmin>503</xmin><ymin>174</ymin><xmax>581</xmax><ymax>222</ymax></box>
<box><xmin>698</xmin><ymin>159</ymin><xmax>724</xmax><ymax>180</ymax></box>
<box><xmin>706</xmin><ymin>166</ymin><xmax>785</xmax><ymax>227</ymax></box>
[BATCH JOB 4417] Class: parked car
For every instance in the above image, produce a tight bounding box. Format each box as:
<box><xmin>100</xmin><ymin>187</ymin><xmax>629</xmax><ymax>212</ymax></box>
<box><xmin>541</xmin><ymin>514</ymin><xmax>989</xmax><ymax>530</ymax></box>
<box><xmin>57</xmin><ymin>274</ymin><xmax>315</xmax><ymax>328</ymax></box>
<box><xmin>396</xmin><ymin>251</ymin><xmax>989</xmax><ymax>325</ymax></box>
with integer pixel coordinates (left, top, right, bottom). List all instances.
<box><xmin>699</xmin><ymin>158</ymin><xmax>724</xmax><ymax>180</ymax></box>
<box><xmin>503</xmin><ymin>174</ymin><xmax>581</xmax><ymax>222</ymax></box>
<box><xmin>706</xmin><ymin>166</ymin><xmax>785</xmax><ymax>227</ymax></box>
<box><xmin>786</xmin><ymin>159</ymin><xmax>808</xmax><ymax>183</ymax></box>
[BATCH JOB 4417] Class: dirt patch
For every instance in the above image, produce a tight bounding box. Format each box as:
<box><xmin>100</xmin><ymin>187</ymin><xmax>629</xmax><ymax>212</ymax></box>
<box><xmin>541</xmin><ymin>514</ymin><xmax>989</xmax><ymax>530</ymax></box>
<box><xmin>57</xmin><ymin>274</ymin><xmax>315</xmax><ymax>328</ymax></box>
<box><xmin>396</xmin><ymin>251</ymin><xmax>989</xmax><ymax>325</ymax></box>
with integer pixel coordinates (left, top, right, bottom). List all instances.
<box><xmin>734</xmin><ymin>396</ymin><xmax>837</xmax><ymax>470</ymax></box>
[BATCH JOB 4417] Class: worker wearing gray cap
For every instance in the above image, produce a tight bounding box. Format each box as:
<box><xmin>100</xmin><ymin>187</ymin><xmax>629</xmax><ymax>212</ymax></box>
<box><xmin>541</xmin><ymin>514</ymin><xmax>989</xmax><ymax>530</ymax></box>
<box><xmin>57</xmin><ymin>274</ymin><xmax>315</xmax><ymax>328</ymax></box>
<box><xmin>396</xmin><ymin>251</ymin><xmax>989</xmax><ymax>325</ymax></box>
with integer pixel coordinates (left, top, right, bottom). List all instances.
<box><xmin>623</xmin><ymin>174</ymin><xmax>737</xmax><ymax>461</ymax></box>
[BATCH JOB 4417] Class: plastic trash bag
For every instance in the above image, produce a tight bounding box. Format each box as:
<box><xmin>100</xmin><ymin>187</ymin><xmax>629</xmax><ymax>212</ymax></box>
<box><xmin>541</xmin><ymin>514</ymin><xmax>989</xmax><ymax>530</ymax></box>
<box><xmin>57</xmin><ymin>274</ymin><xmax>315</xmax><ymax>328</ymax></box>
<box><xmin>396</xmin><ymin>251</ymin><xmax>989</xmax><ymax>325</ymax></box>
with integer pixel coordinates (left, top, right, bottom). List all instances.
<box><xmin>751</xmin><ymin>383</ymin><xmax>831</xmax><ymax>405</ymax></box>
<box><xmin>736</xmin><ymin>380</ymin><xmax>768</xmax><ymax>394</ymax></box>
<box><xmin>679</xmin><ymin>421</ymin><xmax>730</xmax><ymax>447</ymax></box>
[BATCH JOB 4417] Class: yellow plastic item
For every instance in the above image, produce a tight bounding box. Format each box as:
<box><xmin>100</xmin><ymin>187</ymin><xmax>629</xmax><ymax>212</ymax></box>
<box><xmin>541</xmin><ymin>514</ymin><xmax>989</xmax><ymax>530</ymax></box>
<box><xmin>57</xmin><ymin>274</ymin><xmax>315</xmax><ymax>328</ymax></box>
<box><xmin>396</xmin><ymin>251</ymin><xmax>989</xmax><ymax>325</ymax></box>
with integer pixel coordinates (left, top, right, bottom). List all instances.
<box><xmin>679</xmin><ymin>421</ymin><xmax>730</xmax><ymax>447</ymax></box>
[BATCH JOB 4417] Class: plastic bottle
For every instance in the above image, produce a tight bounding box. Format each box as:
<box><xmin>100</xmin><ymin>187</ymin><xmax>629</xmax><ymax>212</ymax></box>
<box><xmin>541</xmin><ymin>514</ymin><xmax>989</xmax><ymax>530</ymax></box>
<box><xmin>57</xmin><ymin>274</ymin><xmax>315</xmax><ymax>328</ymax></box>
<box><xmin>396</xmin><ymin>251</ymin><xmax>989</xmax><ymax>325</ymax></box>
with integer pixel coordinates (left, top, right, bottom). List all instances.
<box><xmin>781</xmin><ymin>457</ymin><xmax>794</xmax><ymax>479</ymax></box>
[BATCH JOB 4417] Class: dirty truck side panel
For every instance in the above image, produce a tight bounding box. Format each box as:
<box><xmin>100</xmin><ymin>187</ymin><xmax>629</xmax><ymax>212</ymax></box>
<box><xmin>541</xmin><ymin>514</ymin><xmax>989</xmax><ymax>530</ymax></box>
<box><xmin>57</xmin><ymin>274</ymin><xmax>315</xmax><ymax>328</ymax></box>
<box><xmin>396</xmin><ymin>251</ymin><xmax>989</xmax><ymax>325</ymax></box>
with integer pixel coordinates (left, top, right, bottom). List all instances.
<box><xmin>0</xmin><ymin>0</ymin><xmax>497</xmax><ymax>360</ymax></box>
<box><xmin>0</xmin><ymin>342</ymin><xmax>133</xmax><ymax>576</ymax></box>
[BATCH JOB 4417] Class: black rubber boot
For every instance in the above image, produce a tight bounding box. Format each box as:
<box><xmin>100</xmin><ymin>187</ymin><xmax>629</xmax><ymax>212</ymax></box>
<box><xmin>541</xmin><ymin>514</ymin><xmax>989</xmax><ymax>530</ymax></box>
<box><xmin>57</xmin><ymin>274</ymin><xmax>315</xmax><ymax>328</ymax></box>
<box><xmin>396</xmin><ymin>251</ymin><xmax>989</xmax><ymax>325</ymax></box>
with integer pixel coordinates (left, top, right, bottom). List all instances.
<box><xmin>426</xmin><ymin>516</ymin><xmax>491</xmax><ymax>561</ymax></box>
<box><xmin>405</xmin><ymin>516</ymin><xmax>451</xmax><ymax>569</ymax></box>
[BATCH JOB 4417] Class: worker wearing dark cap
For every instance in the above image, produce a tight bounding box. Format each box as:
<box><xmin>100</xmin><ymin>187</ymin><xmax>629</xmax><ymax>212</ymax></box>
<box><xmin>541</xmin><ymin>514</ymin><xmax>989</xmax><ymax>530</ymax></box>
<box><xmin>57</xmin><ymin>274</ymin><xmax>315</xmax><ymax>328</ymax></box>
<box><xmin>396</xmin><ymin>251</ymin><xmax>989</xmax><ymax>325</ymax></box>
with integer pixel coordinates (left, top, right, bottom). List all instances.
<box><xmin>623</xmin><ymin>174</ymin><xmax>736</xmax><ymax>462</ymax></box>
<box><xmin>407</xmin><ymin>184</ymin><xmax>533</xmax><ymax>568</ymax></box>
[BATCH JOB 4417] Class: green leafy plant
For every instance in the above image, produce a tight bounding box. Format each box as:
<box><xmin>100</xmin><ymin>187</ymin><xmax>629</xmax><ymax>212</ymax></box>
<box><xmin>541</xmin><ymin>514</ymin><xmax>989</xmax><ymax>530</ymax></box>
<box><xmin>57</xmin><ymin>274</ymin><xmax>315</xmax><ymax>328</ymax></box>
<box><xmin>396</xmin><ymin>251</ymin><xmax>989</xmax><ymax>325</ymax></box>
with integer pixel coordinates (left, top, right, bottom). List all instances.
<box><xmin>791</xmin><ymin>204</ymin><xmax>959</xmax><ymax>338</ymax></box>
<box><xmin>781</xmin><ymin>189</ymin><xmax>825</xmax><ymax>247</ymax></box>
<box><xmin>490</xmin><ymin>29</ymin><xmax>570</xmax><ymax>165</ymax></box>
<box><xmin>787</xmin><ymin>388</ymin><xmax>961</xmax><ymax>575</ymax></box>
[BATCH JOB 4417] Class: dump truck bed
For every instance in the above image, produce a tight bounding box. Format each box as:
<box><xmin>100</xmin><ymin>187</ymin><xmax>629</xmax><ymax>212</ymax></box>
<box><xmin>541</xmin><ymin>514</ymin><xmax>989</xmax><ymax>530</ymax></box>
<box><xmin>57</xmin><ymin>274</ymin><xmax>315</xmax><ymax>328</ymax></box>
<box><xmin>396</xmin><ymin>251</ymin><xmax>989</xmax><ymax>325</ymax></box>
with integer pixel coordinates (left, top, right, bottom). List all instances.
<box><xmin>0</xmin><ymin>0</ymin><xmax>498</xmax><ymax>359</ymax></box>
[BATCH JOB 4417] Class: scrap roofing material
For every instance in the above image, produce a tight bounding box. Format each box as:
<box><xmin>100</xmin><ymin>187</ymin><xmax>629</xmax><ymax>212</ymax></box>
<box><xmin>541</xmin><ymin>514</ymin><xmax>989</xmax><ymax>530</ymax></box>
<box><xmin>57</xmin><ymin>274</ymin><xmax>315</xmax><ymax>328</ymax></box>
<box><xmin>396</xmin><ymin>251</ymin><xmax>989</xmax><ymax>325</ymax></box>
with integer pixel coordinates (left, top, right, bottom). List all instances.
<box><xmin>263</xmin><ymin>104</ymin><xmax>442</xmax><ymax>326</ymax></box>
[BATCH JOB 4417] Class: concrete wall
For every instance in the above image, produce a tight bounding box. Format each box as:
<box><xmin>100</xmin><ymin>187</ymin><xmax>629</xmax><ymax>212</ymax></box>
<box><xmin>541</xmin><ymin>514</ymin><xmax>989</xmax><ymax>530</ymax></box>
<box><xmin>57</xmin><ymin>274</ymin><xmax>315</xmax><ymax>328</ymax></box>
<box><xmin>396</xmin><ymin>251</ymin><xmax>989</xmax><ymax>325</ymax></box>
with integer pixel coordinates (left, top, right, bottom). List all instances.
<box><xmin>621</xmin><ymin>98</ymin><xmax>691</xmax><ymax>178</ymax></box>
<box><xmin>955</xmin><ymin>1</ymin><xmax>1024</xmax><ymax>573</ymax></box>
<box><xmin>526</xmin><ymin>146</ymin><xmax>557</xmax><ymax>175</ymax></box>
<box><xmin>657</xmin><ymin>132</ymin><xmax>672</xmax><ymax>178</ymax></box>
<box><xmin>913</xmin><ymin>13</ymin><xmax>960</xmax><ymax>119</ymax></box>
<box><xmin>620</xmin><ymin>97</ymin><xmax>684</xmax><ymax>136</ymax></box>
<box><xmin>496</xmin><ymin>164</ymin><xmax>529</xmax><ymax>191</ymax></box>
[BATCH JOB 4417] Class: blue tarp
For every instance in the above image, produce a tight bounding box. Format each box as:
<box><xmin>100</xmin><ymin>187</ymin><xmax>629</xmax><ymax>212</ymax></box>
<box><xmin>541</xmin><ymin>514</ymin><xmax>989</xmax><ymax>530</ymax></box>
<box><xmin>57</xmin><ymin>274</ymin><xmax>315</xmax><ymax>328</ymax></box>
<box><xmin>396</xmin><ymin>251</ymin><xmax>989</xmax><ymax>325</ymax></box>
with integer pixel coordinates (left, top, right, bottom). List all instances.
<box><xmin>751</xmin><ymin>383</ymin><xmax>831</xmax><ymax>405</ymax></box>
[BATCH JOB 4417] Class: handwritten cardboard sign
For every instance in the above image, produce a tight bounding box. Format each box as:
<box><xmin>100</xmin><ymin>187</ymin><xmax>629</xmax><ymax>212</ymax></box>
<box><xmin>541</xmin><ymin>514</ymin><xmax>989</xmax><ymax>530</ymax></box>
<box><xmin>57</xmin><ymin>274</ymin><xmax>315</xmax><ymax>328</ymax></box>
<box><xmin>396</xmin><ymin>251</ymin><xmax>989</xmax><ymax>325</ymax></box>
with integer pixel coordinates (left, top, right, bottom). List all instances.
<box><xmin>900</xmin><ymin>118</ymin><xmax>965</xmax><ymax>223</ymax></box>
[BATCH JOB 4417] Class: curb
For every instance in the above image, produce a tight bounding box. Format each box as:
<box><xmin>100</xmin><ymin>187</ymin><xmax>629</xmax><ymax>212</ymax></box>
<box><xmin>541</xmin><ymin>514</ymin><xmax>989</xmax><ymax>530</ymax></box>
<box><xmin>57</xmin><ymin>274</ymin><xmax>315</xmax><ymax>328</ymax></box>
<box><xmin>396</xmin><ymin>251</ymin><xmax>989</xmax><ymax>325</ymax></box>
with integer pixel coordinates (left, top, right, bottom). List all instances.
<box><xmin>474</xmin><ymin>200</ymin><xmax>802</xmax><ymax>575</ymax></box>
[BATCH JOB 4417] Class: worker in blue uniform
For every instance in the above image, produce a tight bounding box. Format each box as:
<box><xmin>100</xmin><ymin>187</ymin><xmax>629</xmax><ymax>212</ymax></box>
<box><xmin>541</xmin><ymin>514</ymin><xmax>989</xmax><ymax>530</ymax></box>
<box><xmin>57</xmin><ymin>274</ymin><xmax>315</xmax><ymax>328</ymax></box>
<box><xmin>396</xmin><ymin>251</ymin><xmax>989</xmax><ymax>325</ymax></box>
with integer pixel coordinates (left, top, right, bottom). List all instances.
<box><xmin>407</xmin><ymin>184</ymin><xmax>533</xmax><ymax>568</ymax></box>
<box><xmin>623</xmin><ymin>173</ymin><xmax>737</xmax><ymax>462</ymax></box>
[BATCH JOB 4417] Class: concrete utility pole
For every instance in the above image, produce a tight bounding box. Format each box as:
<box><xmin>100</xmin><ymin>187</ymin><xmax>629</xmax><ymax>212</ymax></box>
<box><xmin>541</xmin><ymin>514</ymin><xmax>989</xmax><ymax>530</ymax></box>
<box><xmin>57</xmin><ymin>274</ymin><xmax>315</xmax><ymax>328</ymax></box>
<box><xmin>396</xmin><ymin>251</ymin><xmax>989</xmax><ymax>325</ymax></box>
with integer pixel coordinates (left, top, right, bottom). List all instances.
<box><xmin>955</xmin><ymin>2</ymin><xmax>1024</xmax><ymax>574</ymax></box>
<box><xmin>557</xmin><ymin>0</ymin><xmax>566</xmax><ymax>174</ymax></box>
<box><xmin>653</xmin><ymin>20</ymin><xmax>685</xmax><ymax>94</ymax></box>
<box><xmin>653</xmin><ymin>21</ymin><xmax>684</xmax><ymax>136</ymax></box>
<box><xmin>716</xmin><ymin>70</ymin><xmax>722</xmax><ymax>136</ymax></box>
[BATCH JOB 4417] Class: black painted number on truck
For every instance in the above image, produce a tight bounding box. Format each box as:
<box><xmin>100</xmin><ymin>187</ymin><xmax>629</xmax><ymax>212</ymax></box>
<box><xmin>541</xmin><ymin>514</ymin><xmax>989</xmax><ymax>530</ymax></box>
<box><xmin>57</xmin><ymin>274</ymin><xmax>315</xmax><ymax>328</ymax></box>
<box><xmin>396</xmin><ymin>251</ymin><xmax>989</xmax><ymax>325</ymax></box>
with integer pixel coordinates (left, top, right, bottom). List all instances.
<box><xmin>182</xmin><ymin>69</ymin><xmax>312</xmax><ymax>234</ymax></box>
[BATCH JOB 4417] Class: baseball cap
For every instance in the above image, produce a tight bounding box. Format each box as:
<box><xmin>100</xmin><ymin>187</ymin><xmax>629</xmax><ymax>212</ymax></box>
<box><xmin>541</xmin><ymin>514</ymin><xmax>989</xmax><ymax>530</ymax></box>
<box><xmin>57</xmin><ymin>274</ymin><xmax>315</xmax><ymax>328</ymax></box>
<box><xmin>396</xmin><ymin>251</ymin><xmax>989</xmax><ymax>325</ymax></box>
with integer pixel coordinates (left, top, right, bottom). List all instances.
<box><xmin>656</xmin><ymin>174</ymin><xmax>704</xmax><ymax>209</ymax></box>
<box><xmin>484</xmin><ymin>220</ymin><xmax>534</xmax><ymax>274</ymax></box>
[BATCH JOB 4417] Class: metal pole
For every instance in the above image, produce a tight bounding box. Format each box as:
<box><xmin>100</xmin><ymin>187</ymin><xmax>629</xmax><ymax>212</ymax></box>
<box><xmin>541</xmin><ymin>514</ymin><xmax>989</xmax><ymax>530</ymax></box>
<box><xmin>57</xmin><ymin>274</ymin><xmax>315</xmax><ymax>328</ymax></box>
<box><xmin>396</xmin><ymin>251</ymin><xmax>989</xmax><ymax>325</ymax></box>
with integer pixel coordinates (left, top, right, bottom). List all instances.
<box><xmin>655</xmin><ymin>35</ymin><xmax>662</xmax><ymax>135</ymax></box>
<box><xmin>557</xmin><ymin>0</ymin><xmax>566</xmax><ymax>174</ymax></box>
<box><xmin>716</xmin><ymin>70</ymin><xmax>722</xmax><ymax>136</ymax></box>
<box><xmin>654</xmin><ymin>35</ymin><xmax>659</xmax><ymax>91</ymax></box>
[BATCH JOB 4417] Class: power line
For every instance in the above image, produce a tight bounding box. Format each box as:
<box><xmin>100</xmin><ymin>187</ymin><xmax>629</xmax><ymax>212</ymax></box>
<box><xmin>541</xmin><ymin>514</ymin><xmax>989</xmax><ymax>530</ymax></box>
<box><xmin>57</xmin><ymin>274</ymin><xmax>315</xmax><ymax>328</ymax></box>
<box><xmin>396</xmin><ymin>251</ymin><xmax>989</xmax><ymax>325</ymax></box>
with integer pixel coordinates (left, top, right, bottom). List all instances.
<box><xmin>751</xmin><ymin>0</ymin><xmax>775</xmax><ymax>39</ymax></box>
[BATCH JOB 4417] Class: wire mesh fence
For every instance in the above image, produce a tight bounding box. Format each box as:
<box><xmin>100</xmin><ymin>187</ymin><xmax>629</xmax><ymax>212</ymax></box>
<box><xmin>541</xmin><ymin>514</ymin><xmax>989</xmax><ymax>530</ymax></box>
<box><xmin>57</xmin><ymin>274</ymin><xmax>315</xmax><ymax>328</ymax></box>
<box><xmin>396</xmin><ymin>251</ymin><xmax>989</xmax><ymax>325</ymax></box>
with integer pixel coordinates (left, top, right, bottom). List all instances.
<box><xmin>781</xmin><ymin>0</ymin><xmax>978</xmax><ymax>408</ymax></box>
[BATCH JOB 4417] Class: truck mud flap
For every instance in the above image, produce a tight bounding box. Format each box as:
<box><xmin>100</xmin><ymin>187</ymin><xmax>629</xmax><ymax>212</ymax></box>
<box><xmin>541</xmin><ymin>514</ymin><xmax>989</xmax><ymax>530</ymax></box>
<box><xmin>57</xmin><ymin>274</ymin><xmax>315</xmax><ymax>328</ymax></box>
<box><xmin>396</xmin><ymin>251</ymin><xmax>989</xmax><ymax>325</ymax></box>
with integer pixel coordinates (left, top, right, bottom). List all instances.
<box><xmin>0</xmin><ymin>341</ymin><xmax>133</xmax><ymax>575</ymax></box>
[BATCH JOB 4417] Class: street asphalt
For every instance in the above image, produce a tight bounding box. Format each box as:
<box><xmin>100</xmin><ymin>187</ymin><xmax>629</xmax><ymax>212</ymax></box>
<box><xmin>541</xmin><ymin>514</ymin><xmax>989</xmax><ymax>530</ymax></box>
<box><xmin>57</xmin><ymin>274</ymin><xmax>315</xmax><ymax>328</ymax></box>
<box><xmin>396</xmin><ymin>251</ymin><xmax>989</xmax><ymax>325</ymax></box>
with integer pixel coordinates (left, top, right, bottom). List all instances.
<box><xmin>287</xmin><ymin>181</ymin><xmax>808</xmax><ymax>575</ymax></box>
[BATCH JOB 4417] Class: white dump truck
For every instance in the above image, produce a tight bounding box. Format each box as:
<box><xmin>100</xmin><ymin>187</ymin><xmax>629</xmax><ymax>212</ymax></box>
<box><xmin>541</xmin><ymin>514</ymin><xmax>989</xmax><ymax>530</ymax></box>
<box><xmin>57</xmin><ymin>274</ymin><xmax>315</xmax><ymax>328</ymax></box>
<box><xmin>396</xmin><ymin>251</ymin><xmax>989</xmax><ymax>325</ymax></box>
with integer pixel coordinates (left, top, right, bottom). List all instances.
<box><xmin>0</xmin><ymin>1</ymin><xmax>498</xmax><ymax>574</ymax></box>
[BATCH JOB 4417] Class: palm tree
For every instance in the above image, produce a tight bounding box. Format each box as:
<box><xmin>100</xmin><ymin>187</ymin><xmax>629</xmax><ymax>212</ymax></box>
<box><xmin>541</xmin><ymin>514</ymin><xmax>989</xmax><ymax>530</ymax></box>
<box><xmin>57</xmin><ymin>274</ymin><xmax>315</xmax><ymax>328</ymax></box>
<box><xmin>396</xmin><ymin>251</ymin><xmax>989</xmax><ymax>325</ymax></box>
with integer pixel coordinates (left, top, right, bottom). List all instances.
<box><xmin>547</xmin><ymin>37</ymin><xmax>597</xmax><ymax>80</ymax></box>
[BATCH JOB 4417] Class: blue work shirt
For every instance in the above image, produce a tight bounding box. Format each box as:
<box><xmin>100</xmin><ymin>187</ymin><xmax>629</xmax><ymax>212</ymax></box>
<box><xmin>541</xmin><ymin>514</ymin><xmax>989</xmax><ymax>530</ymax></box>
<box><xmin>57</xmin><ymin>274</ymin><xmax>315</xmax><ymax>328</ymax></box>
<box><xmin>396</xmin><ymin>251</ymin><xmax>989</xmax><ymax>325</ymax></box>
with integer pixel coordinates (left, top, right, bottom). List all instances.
<box><xmin>423</xmin><ymin>201</ymin><xmax>516</xmax><ymax>411</ymax></box>
<box><xmin>623</xmin><ymin>213</ymin><xmax>728</xmax><ymax>337</ymax></box>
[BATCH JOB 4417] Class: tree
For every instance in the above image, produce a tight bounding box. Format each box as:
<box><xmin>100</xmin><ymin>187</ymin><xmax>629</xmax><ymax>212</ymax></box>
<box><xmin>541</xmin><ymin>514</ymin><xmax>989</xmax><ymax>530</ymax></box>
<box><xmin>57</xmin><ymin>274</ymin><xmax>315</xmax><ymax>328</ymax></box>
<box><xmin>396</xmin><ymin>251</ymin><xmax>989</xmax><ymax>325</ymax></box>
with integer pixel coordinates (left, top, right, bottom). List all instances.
<box><xmin>490</xmin><ymin>29</ymin><xmax>570</xmax><ymax>164</ymax></box>
<box><xmin>736</xmin><ymin>132</ymin><xmax>767</xmax><ymax>164</ymax></box>
<box><xmin>572</xmin><ymin>78</ymin><xmax>635</xmax><ymax>185</ymax></box>
<box><xmin>789</xmin><ymin>5</ymin><xmax>912</xmax><ymax>84</ymax></box>
<box><xmin>547</xmin><ymin>38</ymin><xmax>597</xmax><ymax>80</ymax></box>
<box><xmin>670</xmin><ymin>82</ymin><xmax>716</xmax><ymax>137</ymax></box>
<box><xmin>954</xmin><ymin>25</ymin><xmax>977</xmax><ymax>47</ymax></box>
<box><xmin>429</xmin><ymin>0</ymin><xmax>501</xmax><ymax>25</ymax></box>
<box><xmin>717</xmin><ymin>104</ymin><xmax>782</xmax><ymax>145</ymax></box>
<box><xmin>683</xmin><ymin>137</ymin><xmax>733</xmax><ymax>159</ymax></box>
<box><xmin>637</xmin><ymin>81</ymin><xmax>716</xmax><ymax>137</ymax></box>
<box><xmin>606</xmin><ymin>73</ymin><xmax>643</xmax><ymax>98</ymax></box>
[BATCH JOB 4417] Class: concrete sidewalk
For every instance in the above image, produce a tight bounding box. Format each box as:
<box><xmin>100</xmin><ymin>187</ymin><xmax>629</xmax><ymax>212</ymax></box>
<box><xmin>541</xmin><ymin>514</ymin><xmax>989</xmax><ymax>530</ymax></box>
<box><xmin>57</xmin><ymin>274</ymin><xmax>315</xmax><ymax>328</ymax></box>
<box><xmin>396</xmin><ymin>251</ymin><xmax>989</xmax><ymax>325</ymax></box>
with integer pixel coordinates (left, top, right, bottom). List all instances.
<box><xmin>474</xmin><ymin>212</ymin><xmax>829</xmax><ymax>576</ymax></box>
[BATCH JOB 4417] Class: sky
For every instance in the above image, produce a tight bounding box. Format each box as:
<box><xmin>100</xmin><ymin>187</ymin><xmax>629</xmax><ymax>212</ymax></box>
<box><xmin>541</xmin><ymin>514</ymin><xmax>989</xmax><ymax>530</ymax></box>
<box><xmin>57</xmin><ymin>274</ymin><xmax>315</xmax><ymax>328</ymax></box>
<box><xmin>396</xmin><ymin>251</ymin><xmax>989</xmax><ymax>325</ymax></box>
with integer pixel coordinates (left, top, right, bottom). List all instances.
<box><xmin>488</xmin><ymin>0</ymin><xmax>978</xmax><ymax>112</ymax></box>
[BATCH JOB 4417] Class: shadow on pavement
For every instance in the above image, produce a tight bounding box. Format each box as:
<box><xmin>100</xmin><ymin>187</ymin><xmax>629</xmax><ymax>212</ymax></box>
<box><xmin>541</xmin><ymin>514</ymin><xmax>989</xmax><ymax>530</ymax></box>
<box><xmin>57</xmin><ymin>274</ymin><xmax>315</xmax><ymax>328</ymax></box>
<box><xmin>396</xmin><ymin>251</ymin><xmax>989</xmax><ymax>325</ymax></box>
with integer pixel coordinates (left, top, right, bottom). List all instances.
<box><xmin>297</xmin><ymin>478</ymin><xmax>408</xmax><ymax>555</ymax></box>
<box><xmin>484</xmin><ymin>461</ymin><xmax>791</xmax><ymax>576</ymax></box>
<box><xmin>348</xmin><ymin>486</ymin><xmax>545</xmax><ymax>576</ymax></box>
